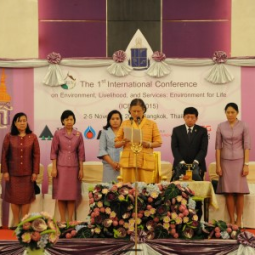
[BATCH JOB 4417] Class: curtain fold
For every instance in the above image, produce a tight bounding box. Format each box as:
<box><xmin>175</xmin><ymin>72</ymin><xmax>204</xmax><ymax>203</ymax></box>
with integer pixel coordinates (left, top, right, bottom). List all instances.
<box><xmin>1</xmin><ymin>56</ymin><xmax>255</xmax><ymax>86</ymax></box>
<box><xmin>1</xmin><ymin>239</ymin><xmax>253</xmax><ymax>255</ymax></box>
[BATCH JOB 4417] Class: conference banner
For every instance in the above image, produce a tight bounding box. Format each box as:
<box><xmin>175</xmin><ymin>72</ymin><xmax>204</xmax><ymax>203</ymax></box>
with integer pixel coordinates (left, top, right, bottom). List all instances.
<box><xmin>33</xmin><ymin>64</ymin><xmax>241</xmax><ymax>168</ymax></box>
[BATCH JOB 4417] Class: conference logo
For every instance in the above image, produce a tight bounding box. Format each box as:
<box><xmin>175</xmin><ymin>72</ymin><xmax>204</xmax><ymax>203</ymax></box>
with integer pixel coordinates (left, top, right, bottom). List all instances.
<box><xmin>126</xmin><ymin>29</ymin><xmax>153</xmax><ymax>71</ymax></box>
<box><xmin>0</xmin><ymin>69</ymin><xmax>13</xmax><ymax>129</ymax></box>
<box><xmin>61</xmin><ymin>72</ymin><xmax>76</xmax><ymax>90</ymax></box>
<box><xmin>84</xmin><ymin>126</ymin><xmax>96</xmax><ymax>139</ymax></box>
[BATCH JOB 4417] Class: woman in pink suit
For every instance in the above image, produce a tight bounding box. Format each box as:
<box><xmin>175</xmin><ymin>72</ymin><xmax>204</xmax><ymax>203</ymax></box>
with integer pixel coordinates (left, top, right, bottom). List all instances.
<box><xmin>51</xmin><ymin>110</ymin><xmax>85</xmax><ymax>222</ymax></box>
<box><xmin>216</xmin><ymin>103</ymin><xmax>251</xmax><ymax>227</ymax></box>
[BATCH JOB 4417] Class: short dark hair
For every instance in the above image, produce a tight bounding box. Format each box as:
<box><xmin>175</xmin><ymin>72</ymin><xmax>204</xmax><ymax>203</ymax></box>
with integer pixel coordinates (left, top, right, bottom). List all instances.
<box><xmin>225</xmin><ymin>102</ymin><xmax>239</xmax><ymax>112</ymax></box>
<box><xmin>61</xmin><ymin>110</ymin><xmax>76</xmax><ymax>125</ymax></box>
<box><xmin>183</xmin><ymin>107</ymin><xmax>198</xmax><ymax>117</ymax></box>
<box><xmin>129</xmin><ymin>98</ymin><xmax>147</xmax><ymax>113</ymax></box>
<box><xmin>103</xmin><ymin>110</ymin><xmax>123</xmax><ymax>130</ymax></box>
<box><xmin>11</xmin><ymin>112</ymin><xmax>32</xmax><ymax>135</ymax></box>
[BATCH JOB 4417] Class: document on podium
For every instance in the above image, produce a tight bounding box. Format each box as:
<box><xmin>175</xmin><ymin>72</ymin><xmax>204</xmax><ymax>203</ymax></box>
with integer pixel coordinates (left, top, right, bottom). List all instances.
<box><xmin>124</xmin><ymin>127</ymin><xmax>142</xmax><ymax>143</ymax></box>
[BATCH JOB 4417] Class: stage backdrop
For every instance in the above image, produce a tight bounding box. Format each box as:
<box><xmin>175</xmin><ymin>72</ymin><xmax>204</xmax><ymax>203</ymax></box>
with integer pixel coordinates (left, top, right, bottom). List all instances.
<box><xmin>32</xmin><ymin>64</ymin><xmax>241</xmax><ymax>169</ymax></box>
<box><xmin>2</xmin><ymin>61</ymin><xmax>255</xmax><ymax>193</ymax></box>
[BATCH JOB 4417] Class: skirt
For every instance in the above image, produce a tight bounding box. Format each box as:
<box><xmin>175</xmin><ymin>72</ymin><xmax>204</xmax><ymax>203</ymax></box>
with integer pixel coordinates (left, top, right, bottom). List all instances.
<box><xmin>121</xmin><ymin>167</ymin><xmax>158</xmax><ymax>184</ymax></box>
<box><xmin>216</xmin><ymin>158</ymin><xmax>250</xmax><ymax>194</ymax></box>
<box><xmin>53</xmin><ymin>165</ymin><xmax>81</xmax><ymax>201</ymax></box>
<box><xmin>4</xmin><ymin>175</ymin><xmax>35</xmax><ymax>205</ymax></box>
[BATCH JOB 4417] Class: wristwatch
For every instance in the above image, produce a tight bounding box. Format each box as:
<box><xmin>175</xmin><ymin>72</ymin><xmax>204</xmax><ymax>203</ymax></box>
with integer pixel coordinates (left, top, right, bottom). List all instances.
<box><xmin>244</xmin><ymin>162</ymin><xmax>249</xmax><ymax>166</ymax></box>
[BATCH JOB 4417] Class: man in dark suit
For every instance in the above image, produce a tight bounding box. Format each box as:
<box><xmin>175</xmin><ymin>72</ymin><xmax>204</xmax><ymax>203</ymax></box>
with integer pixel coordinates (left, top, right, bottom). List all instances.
<box><xmin>171</xmin><ymin>107</ymin><xmax>208</xmax><ymax>220</ymax></box>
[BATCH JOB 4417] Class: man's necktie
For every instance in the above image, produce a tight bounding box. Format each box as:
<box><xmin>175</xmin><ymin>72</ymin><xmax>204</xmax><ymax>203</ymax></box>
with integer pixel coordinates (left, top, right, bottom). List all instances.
<box><xmin>188</xmin><ymin>128</ymin><xmax>192</xmax><ymax>140</ymax></box>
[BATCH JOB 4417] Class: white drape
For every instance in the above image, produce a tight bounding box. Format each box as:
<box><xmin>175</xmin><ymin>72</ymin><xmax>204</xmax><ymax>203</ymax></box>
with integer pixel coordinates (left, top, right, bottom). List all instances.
<box><xmin>1</xmin><ymin>56</ymin><xmax>255</xmax><ymax>86</ymax></box>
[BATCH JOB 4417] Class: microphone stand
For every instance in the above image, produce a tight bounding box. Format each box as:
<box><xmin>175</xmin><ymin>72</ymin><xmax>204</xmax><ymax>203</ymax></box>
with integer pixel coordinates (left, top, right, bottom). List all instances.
<box><xmin>130</xmin><ymin>117</ymin><xmax>142</xmax><ymax>255</ymax></box>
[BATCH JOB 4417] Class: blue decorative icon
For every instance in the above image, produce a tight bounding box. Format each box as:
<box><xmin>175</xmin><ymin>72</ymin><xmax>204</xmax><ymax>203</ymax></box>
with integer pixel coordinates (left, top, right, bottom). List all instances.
<box><xmin>84</xmin><ymin>126</ymin><xmax>96</xmax><ymax>139</ymax></box>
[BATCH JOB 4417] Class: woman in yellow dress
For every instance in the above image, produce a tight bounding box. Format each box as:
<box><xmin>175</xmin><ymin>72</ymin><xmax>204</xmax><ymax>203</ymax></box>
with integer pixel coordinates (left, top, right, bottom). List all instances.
<box><xmin>115</xmin><ymin>98</ymin><xmax>162</xmax><ymax>183</ymax></box>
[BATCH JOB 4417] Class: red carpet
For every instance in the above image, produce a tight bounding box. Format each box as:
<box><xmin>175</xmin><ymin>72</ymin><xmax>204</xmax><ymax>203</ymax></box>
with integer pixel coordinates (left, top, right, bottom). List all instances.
<box><xmin>0</xmin><ymin>227</ymin><xmax>254</xmax><ymax>241</ymax></box>
<box><xmin>0</xmin><ymin>228</ymin><xmax>17</xmax><ymax>240</ymax></box>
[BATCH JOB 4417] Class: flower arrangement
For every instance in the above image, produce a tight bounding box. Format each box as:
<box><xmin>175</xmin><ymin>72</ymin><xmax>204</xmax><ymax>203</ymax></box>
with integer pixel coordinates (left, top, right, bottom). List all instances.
<box><xmin>57</xmin><ymin>181</ymin><xmax>242</xmax><ymax>241</ymax></box>
<box><xmin>71</xmin><ymin>181</ymin><xmax>213</xmax><ymax>240</ymax></box>
<box><xmin>15</xmin><ymin>212</ymin><xmax>60</xmax><ymax>251</ymax></box>
<box><xmin>201</xmin><ymin>220</ymin><xmax>241</xmax><ymax>239</ymax></box>
<box><xmin>58</xmin><ymin>221</ymin><xmax>88</xmax><ymax>239</ymax></box>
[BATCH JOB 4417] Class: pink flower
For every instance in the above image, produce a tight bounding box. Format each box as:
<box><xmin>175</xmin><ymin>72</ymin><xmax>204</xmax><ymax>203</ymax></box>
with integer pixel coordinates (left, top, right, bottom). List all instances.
<box><xmin>22</xmin><ymin>222</ymin><xmax>31</xmax><ymax>230</ymax></box>
<box><xmin>215</xmin><ymin>227</ymin><xmax>221</xmax><ymax>233</ymax></box>
<box><xmin>152</xmin><ymin>51</ymin><xmax>166</xmax><ymax>62</ymax></box>
<box><xmin>179</xmin><ymin>204</ymin><xmax>186</xmax><ymax>212</ymax></box>
<box><xmin>31</xmin><ymin>231</ymin><xmax>41</xmax><ymax>242</ymax></box>
<box><xmin>170</xmin><ymin>228</ymin><xmax>176</xmax><ymax>235</ymax></box>
<box><xmin>232</xmin><ymin>224</ymin><xmax>239</xmax><ymax>231</ymax></box>
<box><xmin>183</xmin><ymin>209</ymin><xmax>189</xmax><ymax>216</ymax></box>
<box><xmin>119</xmin><ymin>219</ymin><xmax>125</xmax><ymax>226</ymax></box>
<box><xmin>178</xmin><ymin>213</ymin><xmax>184</xmax><ymax>218</ymax></box>
<box><xmin>226</xmin><ymin>227</ymin><xmax>232</xmax><ymax>233</ymax></box>
<box><xmin>113</xmin><ymin>221</ymin><xmax>119</xmax><ymax>226</ymax></box>
<box><xmin>71</xmin><ymin>230</ymin><xmax>77</xmax><ymax>237</ymax></box>
<box><xmin>148</xmin><ymin>197</ymin><xmax>153</xmax><ymax>203</ymax></box>
<box><xmin>93</xmin><ymin>192</ymin><xmax>102</xmax><ymax>201</ymax></box>
<box><xmin>65</xmin><ymin>233</ymin><xmax>72</xmax><ymax>239</ymax></box>
<box><xmin>47</xmin><ymin>52</ymin><xmax>62</xmax><ymax>64</ymax></box>
<box><xmin>215</xmin><ymin>232</ymin><xmax>221</xmax><ymax>238</ymax></box>
<box><xmin>112</xmin><ymin>50</ymin><xmax>126</xmax><ymax>63</ymax></box>
<box><xmin>173</xmin><ymin>233</ymin><xmax>179</xmax><ymax>238</ymax></box>
<box><xmin>119</xmin><ymin>187</ymin><xmax>129</xmax><ymax>195</ymax></box>
<box><xmin>212</xmin><ymin>51</ymin><xmax>228</xmax><ymax>63</ymax></box>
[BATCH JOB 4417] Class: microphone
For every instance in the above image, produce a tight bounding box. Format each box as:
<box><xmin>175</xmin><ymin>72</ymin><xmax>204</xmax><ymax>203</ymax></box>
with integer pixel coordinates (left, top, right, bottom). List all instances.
<box><xmin>129</xmin><ymin>117</ymin><xmax>133</xmax><ymax>124</ymax></box>
<box><xmin>137</xmin><ymin>117</ymin><xmax>141</xmax><ymax>125</ymax></box>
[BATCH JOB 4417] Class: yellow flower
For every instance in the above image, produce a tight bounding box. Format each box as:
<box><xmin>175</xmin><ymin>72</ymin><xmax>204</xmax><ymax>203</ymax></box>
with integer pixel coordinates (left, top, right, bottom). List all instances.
<box><xmin>163</xmin><ymin>223</ymin><xmax>170</xmax><ymax>230</ymax></box>
<box><xmin>150</xmin><ymin>192</ymin><xmax>159</xmax><ymax>199</ymax></box>
<box><xmin>102</xmin><ymin>188</ymin><xmax>109</xmax><ymax>194</ymax></box>
<box><xmin>163</xmin><ymin>216</ymin><xmax>170</xmax><ymax>223</ymax></box>
<box><xmin>21</xmin><ymin>232</ymin><xmax>31</xmax><ymax>243</ymax></box>
<box><xmin>110</xmin><ymin>211</ymin><xmax>117</xmax><ymax>218</ymax></box>
<box><xmin>97</xmin><ymin>201</ymin><xmax>103</xmax><ymax>208</ymax></box>
<box><xmin>144</xmin><ymin>210</ymin><xmax>151</xmax><ymax>217</ymax></box>
<box><xmin>95</xmin><ymin>227</ymin><xmax>101</xmax><ymax>234</ymax></box>
<box><xmin>149</xmin><ymin>208</ymin><xmax>156</xmax><ymax>215</ymax></box>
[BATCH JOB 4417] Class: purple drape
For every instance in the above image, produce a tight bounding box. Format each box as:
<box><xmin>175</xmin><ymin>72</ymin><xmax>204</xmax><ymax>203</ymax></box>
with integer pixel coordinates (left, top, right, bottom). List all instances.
<box><xmin>0</xmin><ymin>238</ymin><xmax>240</xmax><ymax>255</ymax></box>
